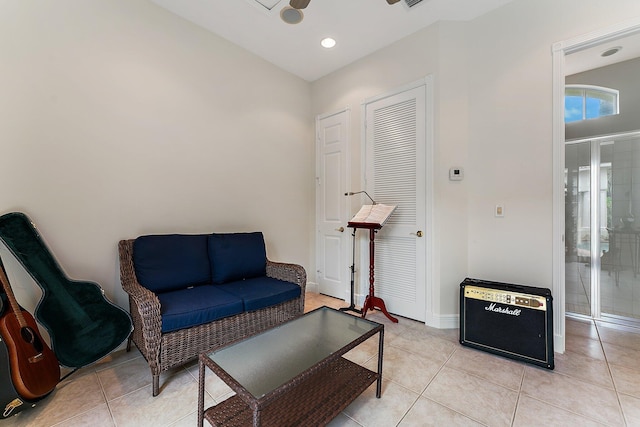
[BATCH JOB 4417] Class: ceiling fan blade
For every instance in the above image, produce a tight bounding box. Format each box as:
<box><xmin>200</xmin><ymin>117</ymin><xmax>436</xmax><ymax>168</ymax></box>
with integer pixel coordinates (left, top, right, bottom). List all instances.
<box><xmin>387</xmin><ymin>0</ymin><xmax>402</xmax><ymax>4</ymax></box>
<box><xmin>290</xmin><ymin>0</ymin><xmax>311</xmax><ymax>9</ymax></box>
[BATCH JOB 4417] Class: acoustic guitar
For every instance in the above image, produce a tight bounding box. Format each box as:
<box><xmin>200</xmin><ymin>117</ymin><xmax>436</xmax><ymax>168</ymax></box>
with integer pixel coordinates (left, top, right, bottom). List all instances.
<box><xmin>0</xmin><ymin>293</ymin><xmax>32</xmax><ymax>418</ymax></box>
<box><xmin>0</xmin><ymin>264</ymin><xmax>59</xmax><ymax>401</ymax></box>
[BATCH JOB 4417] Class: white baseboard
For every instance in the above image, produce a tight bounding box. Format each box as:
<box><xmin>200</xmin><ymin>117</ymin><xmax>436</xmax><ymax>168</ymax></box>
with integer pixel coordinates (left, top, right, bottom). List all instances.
<box><xmin>425</xmin><ymin>313</ymin><xmax>459</xmax><ymax>330</ymax></box>
<box><xmin>305</xmin><ymin>282</ymin><xmax>319</xmax><ymax>294</ymax></box>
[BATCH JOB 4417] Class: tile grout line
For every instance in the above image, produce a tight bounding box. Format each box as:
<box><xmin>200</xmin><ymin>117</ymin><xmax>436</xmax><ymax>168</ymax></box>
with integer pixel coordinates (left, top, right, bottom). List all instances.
<box><xmin>509</xmin><ymin>359</ymin><xmax>527</xmax><ymax>426</ymax></box>
<box><xmin>595</xmin><ymin>321</ymin><xmax>631</xmax><ymax>426</ymax></box>
<box><xmin>95</xmin><ymin>368</ymin><xmax>119</xmax><ymax>427</ymax></box>
<box><xmin>412</xmin><ymin>346</ymin><xmax>490</xmax><ymax>427</ymax></box>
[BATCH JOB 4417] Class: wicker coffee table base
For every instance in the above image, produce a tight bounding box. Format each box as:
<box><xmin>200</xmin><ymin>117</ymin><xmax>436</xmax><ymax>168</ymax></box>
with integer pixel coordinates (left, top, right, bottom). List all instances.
<box><xmin>204</xmin><ymin>357</ymin><xmax>377</xmax><ymax>427</ymax></box>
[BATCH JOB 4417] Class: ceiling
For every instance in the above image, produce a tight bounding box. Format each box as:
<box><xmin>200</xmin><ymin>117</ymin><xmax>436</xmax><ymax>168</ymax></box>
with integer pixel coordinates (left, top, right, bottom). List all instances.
<box><xmin>565</xmin><ymin>31</ymin><xmax>640</xmax><ymax>76</ymax></box>
<box><xmin>149</xmin><ymin>0</ymin><xmax>515</xmax><ymax>82</ymax></box>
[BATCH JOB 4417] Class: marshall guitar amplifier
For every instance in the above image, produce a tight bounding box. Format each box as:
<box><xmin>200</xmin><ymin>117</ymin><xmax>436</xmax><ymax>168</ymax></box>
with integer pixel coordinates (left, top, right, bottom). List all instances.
<box><xmin>460</xmin><ymin>278</ymin><xmax>554</xmax><ymax>370</ymax></box>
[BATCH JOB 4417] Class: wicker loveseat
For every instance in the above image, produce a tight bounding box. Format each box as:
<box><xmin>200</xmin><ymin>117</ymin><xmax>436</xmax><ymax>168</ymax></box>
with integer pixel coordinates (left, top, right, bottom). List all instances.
<box><xmin>118</xmin><ymin>232</ymin><xmax>306</xmax><ymax>396</ymax></box>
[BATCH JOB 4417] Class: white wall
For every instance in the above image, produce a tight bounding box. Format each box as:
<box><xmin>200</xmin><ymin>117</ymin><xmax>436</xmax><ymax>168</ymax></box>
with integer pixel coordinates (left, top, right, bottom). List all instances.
<box><xmin>312</xmin><ymin>0</ymin><xmax>640</xmax><ymax>322</ymax></box>
<box><xmin>0</xmin><ymin>0</ymin><xmax>313</xmax><ymax>311</ymax></box>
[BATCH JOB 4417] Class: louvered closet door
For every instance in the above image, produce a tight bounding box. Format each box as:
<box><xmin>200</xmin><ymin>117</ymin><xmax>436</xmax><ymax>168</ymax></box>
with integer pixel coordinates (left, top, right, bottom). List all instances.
<box><xmin>364</xmin><ymin>84</ymin><xmax>426</xmax><ymax>321</ymax></box>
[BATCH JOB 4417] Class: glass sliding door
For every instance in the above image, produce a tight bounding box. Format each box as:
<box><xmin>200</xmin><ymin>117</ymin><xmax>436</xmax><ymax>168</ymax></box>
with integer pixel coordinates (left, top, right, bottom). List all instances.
<box><xmin>601</xmin><ymin>136</ymin><xmax>640</xmax><ymax>320</ymax></box>
<box><xmin>566</xmin><ymin>133</ymin><xmax>640</xmax><ymax>323</ymax></box>
<box><xmin>565</xmin><ymin>141</ymin><xmax>593</xmax><ymax>316</ymax></box>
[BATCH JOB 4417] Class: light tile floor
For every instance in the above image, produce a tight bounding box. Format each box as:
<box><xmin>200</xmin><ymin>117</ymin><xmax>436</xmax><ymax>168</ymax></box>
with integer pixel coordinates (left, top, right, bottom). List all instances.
<box><xmin>5</xmin><ymin>292</ymin><xmax>640</xmax><ymax>426</ymax></box>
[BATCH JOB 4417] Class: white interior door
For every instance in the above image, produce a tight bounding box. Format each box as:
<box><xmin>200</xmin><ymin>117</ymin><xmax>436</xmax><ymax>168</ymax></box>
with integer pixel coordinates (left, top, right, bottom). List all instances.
<box><xmin>316</xmin><ymin>109</ymin><xmax>350</xmax><ymax>299</ymax></box>
<box><xmin>363</xmin><ymin>81</ymin><xmax>429</xmax><ymax>321</ymax></box>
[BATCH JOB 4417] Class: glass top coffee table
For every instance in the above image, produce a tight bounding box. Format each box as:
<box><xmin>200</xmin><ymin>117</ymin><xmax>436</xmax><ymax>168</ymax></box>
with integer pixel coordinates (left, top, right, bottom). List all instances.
<box><xmin>197</xmin><ymin>306</ymin><xmax>384</xmax><ymax>426</ymax></box>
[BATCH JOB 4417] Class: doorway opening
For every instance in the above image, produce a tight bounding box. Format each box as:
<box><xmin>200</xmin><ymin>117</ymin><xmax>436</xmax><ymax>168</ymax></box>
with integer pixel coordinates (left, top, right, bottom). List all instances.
<box><xmin>553</xmin><ymin>18</ymin><xmax>640</xmax><ymax>352</ymax></box>
<box><xmin>565</xmin><ymin>132</ymin><xmax>640</xmax><ymax>326</ymax></box>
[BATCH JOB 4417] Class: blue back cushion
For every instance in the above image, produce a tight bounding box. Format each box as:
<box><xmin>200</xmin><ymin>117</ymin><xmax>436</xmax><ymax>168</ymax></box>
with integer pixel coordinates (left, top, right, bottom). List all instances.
<box><xmin>133</xmin><ymin>234</ymin><xmax>211</xmax><ymax>293</ymax></box>
<box><xmin>208</xmin><ymin>232</ymin><xmax>266</xmax><ymax>284</ymax></box>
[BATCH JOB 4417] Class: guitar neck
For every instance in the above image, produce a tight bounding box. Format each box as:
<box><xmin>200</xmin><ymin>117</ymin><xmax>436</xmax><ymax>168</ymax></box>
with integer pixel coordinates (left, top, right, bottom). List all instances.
<box><xmin>0</xmin><ymin>266</ymin><xmax>28</xmax><ymax>329</ymax></box>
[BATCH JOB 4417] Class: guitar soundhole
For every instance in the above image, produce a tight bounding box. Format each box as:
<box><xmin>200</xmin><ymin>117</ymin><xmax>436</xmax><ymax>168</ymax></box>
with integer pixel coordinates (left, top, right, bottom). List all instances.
<box><xmin>20</xmin><ymin>326</ymin><xmax>43</xmax><ymax>353</ymax></box>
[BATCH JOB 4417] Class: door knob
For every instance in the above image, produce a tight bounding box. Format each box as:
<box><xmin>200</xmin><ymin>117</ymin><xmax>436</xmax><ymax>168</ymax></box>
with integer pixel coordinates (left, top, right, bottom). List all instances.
<box><xmin>336</xmin><ymin>227</ymin><xmax>345</xmax><ymax>232</ymax></box>
<box><xmin>413</xmin><ymin>230</ymin><xmax>423</xmax><ymax>237</ymax></box>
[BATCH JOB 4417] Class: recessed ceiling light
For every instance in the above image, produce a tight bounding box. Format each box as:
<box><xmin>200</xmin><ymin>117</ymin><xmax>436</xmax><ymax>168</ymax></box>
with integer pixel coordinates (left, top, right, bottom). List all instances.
<box><xmin>280</xmin><ymin>6</ymin><xmax>303</xmax><ymax>24</ymax></box>
<box><xmin>321</xmin><ymin>37</ymin><xmax>336</xmax><ymax>49</ymax></box>
<box><xmin>601</xmin><ymin>46</ymin><xmax>622</xmax><ymax>57</ymax></box>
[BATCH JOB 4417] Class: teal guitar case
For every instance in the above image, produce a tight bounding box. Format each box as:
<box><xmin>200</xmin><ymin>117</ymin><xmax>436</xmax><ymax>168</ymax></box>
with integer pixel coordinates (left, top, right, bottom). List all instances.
<box><xmin>0</xmin><ymin>212</ymin><xmax>132</xmax><ymax>368</ymax></box>
<box><xmin>0</xmin><ymin>292</ymin><xmax>38</xmax><ymax>419</ymax></box>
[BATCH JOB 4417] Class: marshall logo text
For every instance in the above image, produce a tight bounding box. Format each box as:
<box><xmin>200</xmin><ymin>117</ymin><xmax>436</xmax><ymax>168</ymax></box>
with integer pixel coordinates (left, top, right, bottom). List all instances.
<box><xmin>485</xmin><ymin>302</ymin><xmax>521</xmax><ymax>316</ymax></box>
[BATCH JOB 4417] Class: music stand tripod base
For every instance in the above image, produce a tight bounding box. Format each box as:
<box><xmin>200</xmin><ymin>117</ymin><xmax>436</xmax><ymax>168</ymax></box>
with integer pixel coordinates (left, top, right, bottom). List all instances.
<box><xmin>362</xmin><ymin>295</ymin><xmax>398</xmax><ymax>323</ymax></box>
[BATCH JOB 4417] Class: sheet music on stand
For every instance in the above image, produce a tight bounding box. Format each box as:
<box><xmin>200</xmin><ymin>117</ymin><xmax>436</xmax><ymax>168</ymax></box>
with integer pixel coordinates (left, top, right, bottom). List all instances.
<box><xmin>347</xmin><ymin>204</ymin><xmax>397</xmax><ymax>229</ymax></box>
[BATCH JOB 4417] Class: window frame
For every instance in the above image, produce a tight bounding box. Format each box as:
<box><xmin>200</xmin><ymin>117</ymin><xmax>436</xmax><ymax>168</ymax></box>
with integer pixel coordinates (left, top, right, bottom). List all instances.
<box><xmin>565</xmin><ymin>84</ymin><xmax>619</xmax><ymax>123</ymax></box>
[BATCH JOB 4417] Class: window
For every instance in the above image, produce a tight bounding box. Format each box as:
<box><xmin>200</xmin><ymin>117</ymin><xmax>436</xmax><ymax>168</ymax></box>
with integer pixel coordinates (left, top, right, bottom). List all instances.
<box><xmin>565</xmin><ymin>85</ymin><xmax>619</xmax><ymax>123</ymax></box>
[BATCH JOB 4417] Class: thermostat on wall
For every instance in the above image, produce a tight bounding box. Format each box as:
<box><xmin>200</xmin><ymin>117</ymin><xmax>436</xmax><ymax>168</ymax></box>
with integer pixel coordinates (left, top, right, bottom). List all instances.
<box><xmin>449</xmin><ymin>167</ymin><xmax>464</xmax><ymax>181</ymax></box>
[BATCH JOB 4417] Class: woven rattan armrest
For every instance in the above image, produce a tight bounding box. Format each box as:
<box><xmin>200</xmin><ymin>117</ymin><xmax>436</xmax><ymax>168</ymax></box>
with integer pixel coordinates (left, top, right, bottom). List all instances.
<box><xmin>118</xmin><ymin>239</ymin><xmax>161</xmax><ymax>316</ymax></box>
<box><xmin>266</xmin><ymin>260</ymin><xmax>307</xmax><ymax>293</ymax></box>
<box><xmin>118</xmin><ymin>240</ymin><xmax>162</xmax><ymax>361</ymax></box>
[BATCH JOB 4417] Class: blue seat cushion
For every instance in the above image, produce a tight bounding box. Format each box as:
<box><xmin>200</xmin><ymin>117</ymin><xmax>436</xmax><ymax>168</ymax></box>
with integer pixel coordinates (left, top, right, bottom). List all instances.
<box><xmin>133</xmin><ymin>234</ymin><xmax>210</xmax><ymax>293</ymax></box>
<box><xmin>208</xmin><ymin>232</ymin><xmax>266</xmax><ymax>284</ymax></box>
<box><xmin>217</xmin><ymin>277</ymin><xmax>301</xmax><ymax>312</ymax></box>
<box><xmin>157</xmin><ymin>285</ymin><xmax>243</xmax><ymax>333</ymax></box>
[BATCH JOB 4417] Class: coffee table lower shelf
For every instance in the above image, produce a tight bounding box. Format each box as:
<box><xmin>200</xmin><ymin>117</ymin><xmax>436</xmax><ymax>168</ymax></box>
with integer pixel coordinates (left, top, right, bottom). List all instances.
<box><xmin>204</xmin><ymin>357</ymin><xmax>377</xmax><ymax>427</ymax></box>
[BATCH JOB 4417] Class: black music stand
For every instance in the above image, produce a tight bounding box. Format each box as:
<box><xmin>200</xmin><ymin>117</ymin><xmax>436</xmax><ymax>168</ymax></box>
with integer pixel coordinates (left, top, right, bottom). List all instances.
<box><xmin>339</xmin><ymin>228</ymin><xmax>361</xmax><ymax>314</ymax></box>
